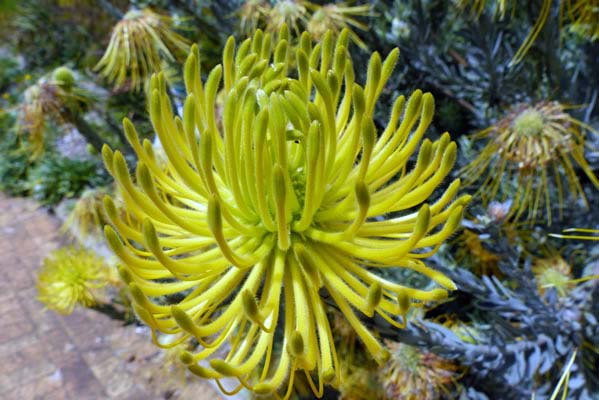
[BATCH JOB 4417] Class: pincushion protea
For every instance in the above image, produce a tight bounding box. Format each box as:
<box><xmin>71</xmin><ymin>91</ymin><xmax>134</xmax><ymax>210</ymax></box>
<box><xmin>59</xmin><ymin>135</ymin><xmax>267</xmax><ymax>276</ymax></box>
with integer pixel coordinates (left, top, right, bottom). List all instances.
<box><xmin>18</xmin><ymin>67</ymin><xmax>97</xmax><ymax>159</ymax></box>
<box><xmin>382</xmin><ymin>341</ymin><xmax>463</xmax><ymax>400</ymax></box>
<box><xmin>461</xmin><ymin>101</ymin><xmax>599</xmax><ymax>225</ymax></box>
<box><xmin>305</xmin><ymin>2</ymin><xmax>370</xmax><ymax>49</ymax></box>
<box><xmin>103</xmin><ymin>26</ymin><xmax>468</xmax><ymax>398</ymax></box>
<box><xmin>94</xmin><ymin>8</ymin><xmax>190</xmax><ymax>91</ymax></box>
<box><xmin>37</xmin><ymin>246</ymin><xmax>111</xmax><ymax>314</ymax></box>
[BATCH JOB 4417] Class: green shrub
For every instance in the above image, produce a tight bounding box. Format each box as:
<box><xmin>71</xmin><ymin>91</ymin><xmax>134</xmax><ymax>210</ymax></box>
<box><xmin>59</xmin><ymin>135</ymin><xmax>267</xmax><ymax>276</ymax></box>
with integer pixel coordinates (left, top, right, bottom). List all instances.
<box><xmin>0</xmin><ymin>113</ymin><xmax>31</xmax><ymax>196</ymax></box>
<box><xmin>27</xmin><ymin>154</ymin><xmax>110</xmax><ymax>206</ymax></box>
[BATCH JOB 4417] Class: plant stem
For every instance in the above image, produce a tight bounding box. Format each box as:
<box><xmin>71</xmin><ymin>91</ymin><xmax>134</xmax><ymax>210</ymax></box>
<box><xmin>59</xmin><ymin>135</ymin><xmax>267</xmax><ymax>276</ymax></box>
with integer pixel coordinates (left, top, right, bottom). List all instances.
<box><xmin>97</xmin><ymin>0</ymin><xmax>123</xmax><ymax>20</ymax></box>
<box><xmin>69</xmin><ymin>112</ymin><xmax>106</xmax><ymax>155</ymax></box>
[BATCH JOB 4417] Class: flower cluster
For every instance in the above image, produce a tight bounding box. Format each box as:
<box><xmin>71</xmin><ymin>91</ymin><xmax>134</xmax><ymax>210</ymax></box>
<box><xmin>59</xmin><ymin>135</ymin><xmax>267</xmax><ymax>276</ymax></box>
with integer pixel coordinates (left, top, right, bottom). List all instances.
<box><xmin>532</xmin><ymin>255</ymin><xmax>573</xmax><ymax>297</ymax></box>
<box><xmin>37</xmin><ymin>246</ymin><xmax>110</xmax><ymax>314</ymax></box>
<box><xmin>382</xmin><ymin>341</ymin><xmax>462</xmax><ymax>400</ymax></box>
<box><xmin>18</xmin><ymin>67</ymin><xmax>91</xmax><ymax>159</ymax></box>
<box><xmin>103</xmin><ymin>27</ymin><xmax>467</xmax><ymax>398</ymax></box>
<box><xmin>238</xmin><ymin>0</ymin><xmax>370</xmax><ymax>48</ymax></box>
<box><xmin>94</xmin><ymin>8</ymin><xmax>190</xmax><ymax>91</ymax></box>
<box><xmin>461</xmin><ymin>101</ymin><xmax>599</xmax><ymax>225</ymax></box>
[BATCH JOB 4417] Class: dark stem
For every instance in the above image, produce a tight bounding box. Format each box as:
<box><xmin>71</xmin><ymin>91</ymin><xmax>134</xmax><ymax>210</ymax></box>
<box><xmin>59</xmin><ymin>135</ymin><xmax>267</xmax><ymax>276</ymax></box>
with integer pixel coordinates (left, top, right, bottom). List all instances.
<box><xmin>67</xmin><ymin>111</ymin><xmax>106</xmax><ymax>155</ymax></box>
<box><xmin>97</xmin><ymin>0</ymin><xmax>123</xmax><ymax>20</ymax></box>
<box><xmin>91</xmin><ymin>302</ymin><xmax>134</xmax><ymax>324</ymax></box>
<box><xmin>103</xmin><ymin>111</ymin><xmax>134</xmax><ymax>156</ymax></box>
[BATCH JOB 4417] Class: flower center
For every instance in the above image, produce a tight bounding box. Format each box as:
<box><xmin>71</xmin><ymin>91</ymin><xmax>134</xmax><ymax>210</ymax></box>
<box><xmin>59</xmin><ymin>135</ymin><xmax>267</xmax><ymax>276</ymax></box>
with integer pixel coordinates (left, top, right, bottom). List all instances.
<box><xmin>513</xmin><ymin>109</ymin><xmax>544</xmax><ymax>137</ymax></box>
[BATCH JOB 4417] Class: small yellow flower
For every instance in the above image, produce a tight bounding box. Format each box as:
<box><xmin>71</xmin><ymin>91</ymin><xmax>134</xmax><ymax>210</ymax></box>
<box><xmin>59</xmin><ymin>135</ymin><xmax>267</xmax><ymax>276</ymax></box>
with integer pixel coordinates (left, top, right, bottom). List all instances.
<box><xmin>382</xmin><ymin>341</ymin><xmax>463</xmax><ymax>400</ymax></box>
<box><xmin>532</xmin><ymin>255</ymin><xmax>573</xmax><ymax>297</ymax></box>
<box><xmin>24</xmin><ymin>73</ymin><xmax>32</xmax><ymax>81</ymax></box>
<box><xmin>17</xmin><ymin>68</ymin><xmax>92</xmax><ymax>159</ymax></box>
<box><xmin>37</xmin><ymin>246</ymin><xmax>111</xmax><ymax>315</ymax></box>
<box><xmin>306</xmin><ymin>2</ymin><xmax>370</xmax><ymax>49</ymax></box>
<box><xmin>94</xmin><ymin>8</ymin><xmax>190</xmax><ymax>91</ymax></box>
<box><xmin>238</xmin><ymin>0</ymin><xmax>272</xmax><ymax>36</ymax></box>
<box><xmin>461</xmin><ymin>101</ymin><xmax>599</xmax><ymax>225</ymax></box>
<box><xmin>104</xmin><ymin>27</ymin><xmax>467</xmax><ymax>398</ymax></box>
<box><xmin>266</xmin><ymin>0</ymin><xmax>309</xmax><ymax>35</ymax></box>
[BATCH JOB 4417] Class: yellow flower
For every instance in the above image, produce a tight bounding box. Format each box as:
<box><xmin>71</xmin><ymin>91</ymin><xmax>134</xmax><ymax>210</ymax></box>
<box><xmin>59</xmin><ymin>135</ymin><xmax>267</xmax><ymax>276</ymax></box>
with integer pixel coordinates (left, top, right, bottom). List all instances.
<box><xmin>306</xmin><ymin>2</ymin><xmax>370</xmax><ymax>49</ymax></box>
<box><xmin>382</xmin><ymin>341</ymin><xmax>463</xmax><ymax>400</ymax></box>
<box><xmin>266</xmin><ymin>0</ymin><xmax>309</xmax><ymax>35</ymax></box>
<box><xmin>238</xmin><ymin>0</ymin><xmax>272</xmax><ymax>36</ymax></box>
<box><xmin>37</xmin><ymin>246</ymin><xmax>111</xmax><ymax>315</ymax></box>
<box><xmin>461</xmin><ymin>101</ymin><xmax>599</xmax><ymax>225</ymax></box>
<box><xmin>94</xmin><ymin>8</ymin><xmax>190</xmax><ymax>91</ymax></box>
<box><xmin>103</xmin><ymin>27</ymin><xmax>468</xmax><ymax>398</ymax></box>
<box><xmin>532</xmin><ymin>255</ymin><xmax>573</xmax><ymax>297</ymax></box>
<box><xmin>17</xmin><ymin>68</ymin><xmax>93</xmax><ymax>159</ymax></box>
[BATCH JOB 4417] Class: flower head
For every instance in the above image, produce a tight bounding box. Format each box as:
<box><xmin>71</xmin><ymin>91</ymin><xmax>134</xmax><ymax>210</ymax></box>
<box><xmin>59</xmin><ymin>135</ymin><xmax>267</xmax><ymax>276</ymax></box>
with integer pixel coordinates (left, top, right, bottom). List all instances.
<box><xmin>103</xmin><ymin>27</ymin><xmax>467</xmax><ymax>398</ymax></box>
<box><xmin>461</xmin><ymin>101</ymin><xmax>599</xmax><ymax>225</ymax></box>
<box><xmin>532</xmin><ymin>255</ymin><xmax>573</xmax><ymax>297</ymax></box>
<box><xmin>37</xmin><ymin>246</ymin><xmax>111</xmax><ymax>314</ymax></box>
<box><xmin>94</xmin><ymin>8</ymin><xmax>190</xmax><ymax>91</ymax></box>
<box><xmin>18</xmin><ymin>68</ymin><xmax>91</xmax><ymax>159</ymax></box>
<box><xmin>382</xmin><ymin>341</ymin><xmax>463</xmax><ymax>400</ymax></box>
<box><xmin>306</xmin><ymin>3</ymin><xmax>370</xmax><ymax>49</ymax></box>
<box><xmin>267</xmin><ymin>0</ymin><xmax>309</xmax><ymax>35</ymax></box>
<box><xmin>238</xmin><ymin>0</ymin><xmax>272</xmax><ymax>36</ymax></box>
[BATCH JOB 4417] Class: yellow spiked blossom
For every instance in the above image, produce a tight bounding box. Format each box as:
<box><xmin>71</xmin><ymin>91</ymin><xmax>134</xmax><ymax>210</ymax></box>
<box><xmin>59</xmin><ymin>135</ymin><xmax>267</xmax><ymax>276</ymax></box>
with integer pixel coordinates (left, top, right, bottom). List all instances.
<box><xmin>305</xmin><ymin>2</ymin><xmax>371</xmax><ymax>49</ymax></box>
<box><xmin>266</xmin><ymin>0</ymin><xmax>310</xmax><ymax>35</ymax></box>
<box><xmin>94</xmin><ymin>8</ymin><xmax>190</xmax><ymax>91</ymax></box>
<box><xmin>37</xmin><ymin>246</ymin><xmax>111</xmax><ymax>315</ymax></box>
<box><xmin>532</xmin><ymin>255</ymin><xmax>574</xmax><ymax>297</ymax></box>
<box><xmin>461</xmin><ymin>101</ymin><xmax>599</xmax><ymax>225</ymax></box>
<box><xmin>240</xmin><ymin>1</ymin><xmax>370</xmax><ymax>49</ymax></box>
<box><xmin>102</xmin><ymin>26</ymin><xmax>468</xmax><ymax>398</ymax></box>
<box><xmin>238</xmin><ymin>0</ymin><xmax>272</xmax><ymax>36</ymax></box>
